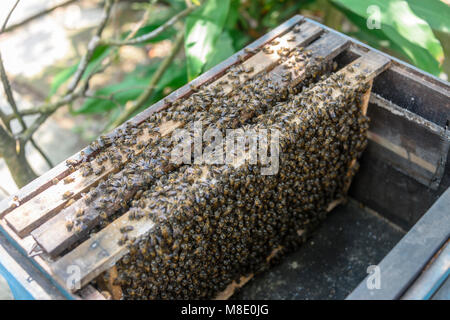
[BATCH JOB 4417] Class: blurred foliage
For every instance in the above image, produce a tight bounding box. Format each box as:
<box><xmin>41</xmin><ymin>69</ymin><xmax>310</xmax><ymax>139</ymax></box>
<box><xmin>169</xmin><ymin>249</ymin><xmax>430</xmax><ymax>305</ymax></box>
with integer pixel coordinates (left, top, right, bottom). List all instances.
<box><xmin>331</xmin><ymin>0</ymin><xmax>447</xmax><ymax>76</ymax></box>
<box><xmin>50</xmin><ymin>0</ymin><xmax>450</xmax><ymax>125</ymax></box>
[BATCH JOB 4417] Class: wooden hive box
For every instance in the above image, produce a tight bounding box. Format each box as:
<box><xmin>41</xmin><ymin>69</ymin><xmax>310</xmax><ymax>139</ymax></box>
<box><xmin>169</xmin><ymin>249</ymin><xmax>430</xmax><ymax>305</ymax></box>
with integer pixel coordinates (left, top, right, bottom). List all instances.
<box><xmin>1</xmin><ymin>15</ymin><xmax>448</xmax><ymax>300</ymax></box>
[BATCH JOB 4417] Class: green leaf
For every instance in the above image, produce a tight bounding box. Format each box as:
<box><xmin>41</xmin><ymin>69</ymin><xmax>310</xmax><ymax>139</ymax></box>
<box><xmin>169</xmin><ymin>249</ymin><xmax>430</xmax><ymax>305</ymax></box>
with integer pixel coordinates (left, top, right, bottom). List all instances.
<box><xmin>76</xmin><ymin>77</ymin><xmax>148</xmax><ymax>114</ymax></box>
<box><xmin>49</xmin><ymin>15</ymin><xmax>180</xmax><ymax>97</ymax></box>
<box><xmin>337</xmin><ymin>5</ymin><xmax>411</xmax><ymax>61</ymax></box>
<box><xmin>49</xmin><ymin>45</ymin><xmax>111</xmax><ymax>97</ymax></box>
<box><xmin>184</xmin><ymin>0</ymin><xmax>231</xmax><ymax>80</ymax></box>
<box><xmin>229</xmin><ymin>29</ymin><xmax>251</xmax><ymax>51</ymax></box>
<box><xmin>407</xmin><ymin>0</ymin><xmax>450</xmax><ymax>33</ymax></box>
<box><xmin>164</xmin><ymin>0</ymin><xmax>187</xmax><ymax>11</ymax></box>
<box><xmin>225</xmin><ymin>0</ymin><xmax>240</xmax><ymax>30</ymax></box>
<box><xmin>331</xmin><ymin>0</ymin><xmax>444</xmax><ymax>75</ymax></box>
<box><xmin>77</xmin><ymin>60</ymin><xmax>187</xmax><ymax>114</ymax></box>
<box><xmin>124</xmin><ymin>23</ymin><xmax>177</xmax><ymax>45</ymax></box>
<box><xmin>203</xmin><ymin>32</ymin><xmax>235</xmax><ymax>71</ymax></box>
<box><xmin>49</xmin><ymin>65</ymin><xmax>77</xmax><ymax>97</ymax></box>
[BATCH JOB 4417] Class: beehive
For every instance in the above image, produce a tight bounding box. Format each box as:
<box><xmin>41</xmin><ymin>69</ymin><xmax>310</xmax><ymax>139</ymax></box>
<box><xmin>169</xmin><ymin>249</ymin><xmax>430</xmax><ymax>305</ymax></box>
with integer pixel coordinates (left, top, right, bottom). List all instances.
<box><xmin>0</xmin><ymin>16</ymin><xmax>391</xmax><ymax>299</ymax></box>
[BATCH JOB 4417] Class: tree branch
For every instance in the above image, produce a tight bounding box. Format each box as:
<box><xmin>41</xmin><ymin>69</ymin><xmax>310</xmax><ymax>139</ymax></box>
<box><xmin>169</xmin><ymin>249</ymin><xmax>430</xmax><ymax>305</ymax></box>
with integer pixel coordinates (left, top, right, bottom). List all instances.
<box><xmin>0</xmin><ymin>122</ymin><xmax>37</xmax><ymax>187</ymax></box>
<box><xmin>18</xmin><ymin>0</ymin><xmax>114</xmax><ymax>144</ymax></box>
<box><xmin>102</xmin><ymin>5</ymin><xmax>194</xmax><ymax>47</ymax></box>
<box><xmin>0</xmin><ymin>108</ymin><xmax>12</xmax><ymax>131</ymax></box>
<box><xmin>0</xmin><ymin>1</ymin><xmax>54</xmax><ymax>168</ymax></box>
<box><xmin>1</xmin><ymin>0</ymin><xmax>77</xmax><ymax>34</ymax></box>
<box><xmin>0</xmin><ymin>122</ymin><xmax>13</xmax><ymax>147</ymax></box>
<box><xmin>18</xmin><ymin>90</ymin><xmax>83</xmax><ymax>142</ymax></box>
<box><xmin>4</xmin><ymin>107</ymin><xmax>41</xmax><ymax>123</ymax></box>
<box><xmin>83</xmin><ymin>92</ymin><xmax>122</xmax><ymax>109</ymax></box>
<box><xmin>30</xmin><ymin>139</ymin><xmax>53</xmax><ymax>168</ymax></box>
<box><xmin>106</xmin><ymin>30</ymin><xmax>185</xmax><ymax>130</ymax></box>
<box><xmin>0</xmin><ymin>1</ymin><xmax>51</xmax><ymax>170</ymax></box>
<box><xmin>67</xmin><ymin>0</ymin><xmax>113</xmax><ymax>94</ymax></box>
<box><xmin>1</xmin><ymin>0</ymin><xmax>20</xmax><ymax>33</ymax></box>
<box><xmin>0</xmin><ymin>51</ymin><xmax>26</xmax><ymax>130</ymax></box>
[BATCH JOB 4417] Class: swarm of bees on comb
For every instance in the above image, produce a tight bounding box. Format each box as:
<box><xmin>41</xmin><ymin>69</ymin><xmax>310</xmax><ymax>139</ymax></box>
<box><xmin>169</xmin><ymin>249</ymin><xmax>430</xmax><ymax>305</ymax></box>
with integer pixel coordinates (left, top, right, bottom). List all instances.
<box><xmin>62</xmin><ymin>34</ymin><xmax>370</xmax><ymax>299</ymax></box>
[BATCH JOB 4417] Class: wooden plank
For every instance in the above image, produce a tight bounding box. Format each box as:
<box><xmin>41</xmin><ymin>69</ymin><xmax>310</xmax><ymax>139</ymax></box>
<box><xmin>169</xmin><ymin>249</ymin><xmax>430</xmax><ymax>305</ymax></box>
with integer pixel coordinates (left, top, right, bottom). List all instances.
<box><xmin>0</xmin><ymin>241</ymin><xmax>53</xmax><ymax>299</ymax></box>
<box><xmin>51</xmin><ymin>207</ymin><xmax>155</xmax><ymax>291</ymax></box>
<box><xmin>0</xmin><ymin>15</ymin><xmax>305</xmax><ymax>219</ymax></box>
<box><xmin>271</xmin><ymin>31</ymin><xmax>350</xmax><ymax>86</ymax></box>
<box><xmin>4</xmin><ymin>121</ymin><xmax>181</xmax><ymax>238</ymax></box>
<box><xmin>347</xmin><ymin>187</ymin><xmax>450</xmax><ymax>300</ymax></box>
<box><xmin>34</xmin><ymin>31</ymin><xmax>349</xmax><ymax>258</ymax></box>
<box><xmin>335</xmin><ymin>46</ymin><xmax>450</xmax><ymax>130</ymax></box>
<box><xmin>0</xmin><ymin>219</ymin><xmax>81</xmax><ymax>300</ymax></box>
<box><xmin>4</xmin><ymin>131</ymin><xmax>148</xmax><ymax>237</ymax></box>
<box><xmin>32</xmin><ymin>27</ymin><xmax>338</xmax><ymax>258</ymax></box>
<box><xmin>214</xmin><ymin>22</ymin><xmax>323</xmax><ymax>95</ymax></box>
<box><xmin>78</xmin><ymin>285</ymin><xmax>107</xmax><ymax>300</ymax></box>
<box><xmin>0</xmin><ymin>161</ymin><xmax>70</xmax><ymax>219</ymax></box>
<box><xmin>366</xmin><ymin>93</ymin><xmax>450</xmax><ymax>189</ymax></box>
<box><xmin>0</xmin><ymin>220</ymin><xmax>52</xmax><ymax>274</ymax></box>
<box><xmin>49</xmin><ymin>52</ymin><xmax>390</xmax><ymax>293</ymax></box>
<box><xmin>309</xmin><ymin>21</ymin><xmax>450</xmax><ymax>127</ymax></box>
<box><xmin>349</xmin><ymin>145</ymin><xmax>449</xmax><ymax>230</ymax></box>
<box><xmin>5</xmin><ymin>22</ymin><xmax>323</xmax><ymax>239</ymax></box>
<box><xmin>370</xmin><ymin>60</ymin><xmax>450</xmax><ymax>129</ymax></box>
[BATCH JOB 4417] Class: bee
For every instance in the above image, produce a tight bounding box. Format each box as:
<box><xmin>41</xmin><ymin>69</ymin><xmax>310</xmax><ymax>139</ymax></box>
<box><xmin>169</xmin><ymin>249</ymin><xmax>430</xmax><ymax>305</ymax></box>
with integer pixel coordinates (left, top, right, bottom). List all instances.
<box><xmin>94</xmin><ymin>165</ymin><xmax>105</xmax><ymax>176</ymax></box>
<box><xmin>66</xmin><ymin>159</ymin><xmax>77</xmax><ymax>167</ymax></box>
<box><xmin>262</xmin><ymin>47</ymin><xmax>274</xmax><ymax>55</ymax></box>
<box><xmin>64</xmin><ymin>199</ymin><xmax>75</xmax><ymax>208</ymax></box>
<box><xmin>75</xmin><ymin>207</ymin><xmax>84</xmax><ymax>217</ymax></box>
<box><xmin>64</xmin><ymin>176</ymin><xmax>75</xmax><ymax>184</ymax></box>
<box><xmin>287</xmin><ymin>35</ymin><xmax>296</xmax><ymax>42</ymax></box>
<box><xmin>244</xmin><ymin>47</ymin><xmax>255</xmax><ymax>55</ymax></box>
<box><xmin>237</xmin><ymin>55</ymin><xmax>246</xmax><ymax>63</ymax></box>
<box><xmin>62</xmin><ymin>191</ymin><xmax>74</xmax><ymax>200</ymax></box>
<box><xmin>118</xmin><ymin>234</ymin><xmax>128</xmax><ymax>246</ymax></box>
<box><xmin>190</xmin><ymin>84</ymin><xmax>200</xmax><ymax>92</ymax></box>
<box><xmin>120</xmin><ymin>226</ymin><xmax>134</xmax><ymax>233</ymax></box>
<box><xmin>65</xmin><ymin>220</ymin><xmax>74</xmax><ymax>231</ymax></box>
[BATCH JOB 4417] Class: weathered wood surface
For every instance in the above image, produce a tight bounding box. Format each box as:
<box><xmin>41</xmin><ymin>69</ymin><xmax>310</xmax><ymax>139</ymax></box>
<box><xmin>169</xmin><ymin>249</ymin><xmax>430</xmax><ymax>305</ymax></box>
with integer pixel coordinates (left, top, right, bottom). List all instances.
<box><xmin>372</xmin><ymin>64</ymin><xmax>450</xmax><ymax>129</ymax></box>
<box><xmin>366</xmin><ymin>94</ymin><xmax>449</xmax><ymax>189</ymax></box>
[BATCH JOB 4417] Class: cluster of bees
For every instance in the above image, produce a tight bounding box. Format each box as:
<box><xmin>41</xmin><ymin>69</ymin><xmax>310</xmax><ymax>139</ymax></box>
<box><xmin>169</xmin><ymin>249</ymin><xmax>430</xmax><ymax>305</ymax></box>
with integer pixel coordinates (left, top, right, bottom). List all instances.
<box><xmin>65</xmin><ymin>42</ymin><xmax>329</xmax><ymax>234</ymax></box>
<box><xmin>61</xmin><ymin>30</ymin><xmax>370</xmax><ymax>299</ymax></box>
<box><xmin>109</xmin><ymin>70</ymin><xmax>369</xmax><ymax>299</ymax></box>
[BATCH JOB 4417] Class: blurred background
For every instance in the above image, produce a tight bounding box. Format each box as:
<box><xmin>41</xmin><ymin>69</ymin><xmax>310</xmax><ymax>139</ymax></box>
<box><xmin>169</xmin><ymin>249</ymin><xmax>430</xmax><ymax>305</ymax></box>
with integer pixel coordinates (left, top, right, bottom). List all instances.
<box><xmin>0</xmin><ymin>0</ymin><xmax>449</xmax><ymax>199</ymax></box>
